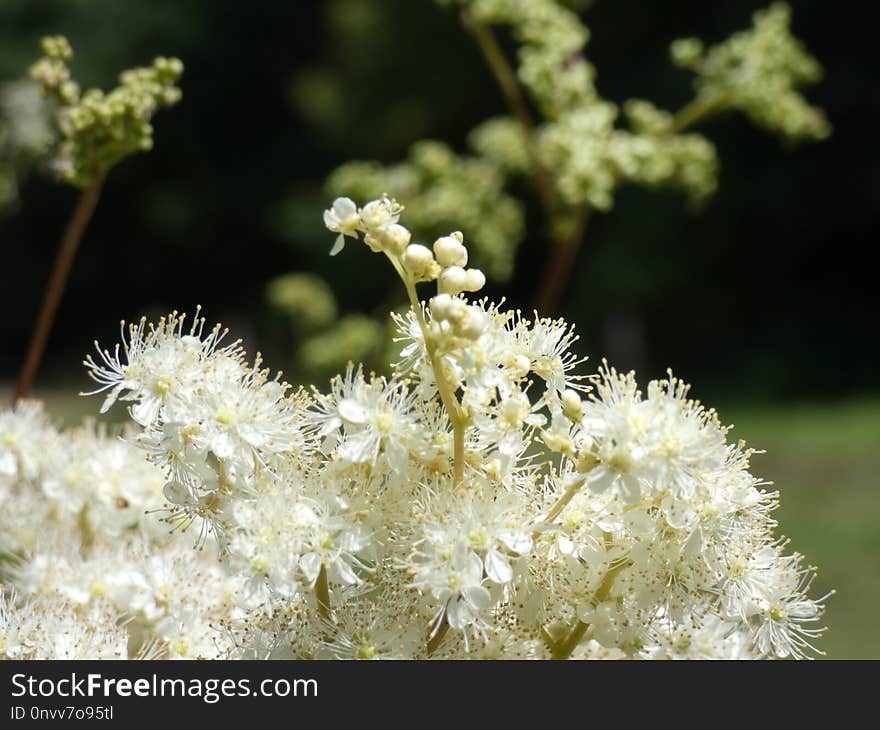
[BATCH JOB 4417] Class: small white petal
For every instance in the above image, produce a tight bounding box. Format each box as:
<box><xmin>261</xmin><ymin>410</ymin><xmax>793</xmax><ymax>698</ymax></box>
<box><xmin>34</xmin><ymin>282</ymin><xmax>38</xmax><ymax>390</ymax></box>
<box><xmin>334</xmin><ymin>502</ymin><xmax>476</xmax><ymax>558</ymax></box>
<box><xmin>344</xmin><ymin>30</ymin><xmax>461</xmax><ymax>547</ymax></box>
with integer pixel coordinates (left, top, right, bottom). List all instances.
<box><xmin>484</xmin><ymin>549</ymin><xmax>513</xmax><ymax>584</ymax></box>
<box><xmin>338</xmin><ymin>398</ymin><xmax>368</xmax><ymax>424</ymax></box>
<box><xmin>329</xmin><ymin>234</ymin><xmax>345</xmax><ymax>256</ymax></box>
<box><xmin>462</xmin><ymin>585</ymin><xmax>491</xmax><ymax>610</ymax></box>
<box><xmin>299</xmin><ymin>553</ymin><xmax>322</xmax><ymax>584</ymax></box>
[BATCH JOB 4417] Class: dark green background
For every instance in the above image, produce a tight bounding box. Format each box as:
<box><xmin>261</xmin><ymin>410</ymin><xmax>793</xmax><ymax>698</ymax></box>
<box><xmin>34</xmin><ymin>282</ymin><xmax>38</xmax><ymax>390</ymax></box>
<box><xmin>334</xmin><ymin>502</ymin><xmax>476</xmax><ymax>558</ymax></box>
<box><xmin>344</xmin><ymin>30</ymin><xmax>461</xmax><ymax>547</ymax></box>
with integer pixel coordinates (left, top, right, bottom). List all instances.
<box><xmin>1</xmin><ymin>0</ymin><xmax>876</xmax><ymax>401</ymax></box>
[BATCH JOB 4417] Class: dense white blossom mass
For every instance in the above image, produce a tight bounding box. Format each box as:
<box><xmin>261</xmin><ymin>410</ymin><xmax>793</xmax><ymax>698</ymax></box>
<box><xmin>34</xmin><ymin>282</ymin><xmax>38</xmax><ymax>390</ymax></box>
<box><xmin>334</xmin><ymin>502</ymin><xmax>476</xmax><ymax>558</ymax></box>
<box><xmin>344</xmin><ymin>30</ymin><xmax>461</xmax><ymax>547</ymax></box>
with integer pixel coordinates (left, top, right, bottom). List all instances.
<box><xmin>0</xmin><ymin>198</ymin><xmax>831</xmax><ymax>659</ymax></box>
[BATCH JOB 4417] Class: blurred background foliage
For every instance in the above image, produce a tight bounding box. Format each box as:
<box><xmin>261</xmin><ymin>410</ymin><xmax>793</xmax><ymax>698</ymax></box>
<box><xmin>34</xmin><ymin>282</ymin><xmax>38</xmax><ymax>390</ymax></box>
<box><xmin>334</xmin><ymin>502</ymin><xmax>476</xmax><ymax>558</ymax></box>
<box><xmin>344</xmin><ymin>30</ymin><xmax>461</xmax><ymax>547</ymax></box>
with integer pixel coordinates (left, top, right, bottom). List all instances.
<box><xmin>1</xmin><ymin>0</ymin><xmax>878</xmax><ymax>658</ymax></box>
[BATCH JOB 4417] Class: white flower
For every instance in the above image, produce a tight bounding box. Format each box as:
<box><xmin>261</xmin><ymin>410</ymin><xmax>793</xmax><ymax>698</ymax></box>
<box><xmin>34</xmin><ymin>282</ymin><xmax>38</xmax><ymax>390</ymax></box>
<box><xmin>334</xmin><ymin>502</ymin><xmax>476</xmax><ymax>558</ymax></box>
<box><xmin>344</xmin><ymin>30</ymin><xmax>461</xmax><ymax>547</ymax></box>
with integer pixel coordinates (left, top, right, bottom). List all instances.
<box><xmin>412</xmin><ymin>545</ymin><xmax>490</xmax><ymax>642</ymax></box>
<box><xmin>0</xmin><ymin>400</ymin><xmax>56</xmax><ymax>484</ymax></box>
<box><xmin>1</xmin><ymin>590</ymin><xmax>128</xmax><ymax>660</ymax></box>
<box><xmin>323</xmin><ymin>196</ymin><xmax>360</xmax><ymax>255</ymax></box>
<box><xmin>307</xmin><ymin>364</ymin><xmax>421</xmax><ymax>474</ymax></box>
<box><xmin>359</xmin><ymin>196</ymin><xmax>400</xmax><ymax>233</ymax></box>
<box><xmin>753</xmin><ymin>567</ymin><xmax>831</xmax><ymax>660</ymax></box>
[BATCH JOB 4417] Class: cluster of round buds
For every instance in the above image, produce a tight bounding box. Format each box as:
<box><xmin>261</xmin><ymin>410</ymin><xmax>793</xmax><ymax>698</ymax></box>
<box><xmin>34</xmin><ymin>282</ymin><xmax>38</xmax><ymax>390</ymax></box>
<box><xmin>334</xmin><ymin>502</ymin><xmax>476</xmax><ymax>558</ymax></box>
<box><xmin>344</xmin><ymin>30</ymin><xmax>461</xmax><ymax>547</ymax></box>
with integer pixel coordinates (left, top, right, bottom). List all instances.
<box><xmin>29</xmin><ymin>35</ymin><xmax>183</xmax><ymax>188</ymax></box>
<box><xmin>28</xmin><ymin>36</ymin><xmax>73</xmax><ymax>94</ymax></box>
<box><xmin>434</xmin><ymin>233</ymin><xmax>486</xmax><ymax>295</ymax></box>
<box><xmin>424</xmin><ymin>234</ymin><xmax>488</xmax><ymax>343</ymax></box>
<box><xmin>324</xmin><ymin>195</ymin><xmax>491</xmax><ymax>368</ymax></box>
<box><xmin>402</xmin><ymin>231</ymin><xmax>486</xmax><ymax>294</ymax></box>
<box><xmin>324</xmin><ymin>197</ymin><xmax>488</xmax><ymax>297</ymax></box>
<box><xmin>428</xmin><ymin>293</ymin><xmax>487</xmax><ymax>342</ymax></box>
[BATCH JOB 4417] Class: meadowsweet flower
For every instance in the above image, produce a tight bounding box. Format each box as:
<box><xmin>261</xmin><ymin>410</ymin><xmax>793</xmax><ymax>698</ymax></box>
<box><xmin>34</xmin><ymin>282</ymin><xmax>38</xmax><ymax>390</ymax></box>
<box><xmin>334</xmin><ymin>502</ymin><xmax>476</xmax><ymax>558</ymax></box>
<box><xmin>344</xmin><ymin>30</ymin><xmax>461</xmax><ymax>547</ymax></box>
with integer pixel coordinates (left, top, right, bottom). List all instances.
<box><xmin>82</xmin><ymin>311</ymin><xmax>234</xmax><ymax>426</ymax></box>
<box><xmin>1</xmin><ymin>589</ymin><xmax>128</xmax><ymax>660</ymax></box>
<box><xmin>324</xmin><ymin>196</ymin><xmax>360</xmax><ymax>255</ymax></box>
<box><xmin>0</xmin><ymin>400</ymin><xmax>56</xmax><ymax>485</ymax></box>
<box><xmin>0</xmin><ymin>193</ymin><xmax>830</xmax><ymax>659</ymax></box>
<box><xmin>307</xmin><ymin>364</ymin><xmax>423</xmax><ymax>474</ymax></box>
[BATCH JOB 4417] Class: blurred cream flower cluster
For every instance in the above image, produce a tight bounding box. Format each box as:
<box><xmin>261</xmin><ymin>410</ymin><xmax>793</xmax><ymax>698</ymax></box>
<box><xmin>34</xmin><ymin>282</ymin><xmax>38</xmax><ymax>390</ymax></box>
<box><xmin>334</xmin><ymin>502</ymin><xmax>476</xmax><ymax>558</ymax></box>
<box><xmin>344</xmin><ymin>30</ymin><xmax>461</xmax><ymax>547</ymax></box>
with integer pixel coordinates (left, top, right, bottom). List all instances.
<box><xmin>670</xmin><ymin>3</ymin><xmax>830</xmax><ymax>142</ymax></box>
<box><xmin>29</xmin><ymin>36</ymin><xmax>182</xmax><ymax>188</ymax></box>
<box><xmin>437</xmin><ymin>0</ymin><xmax>825</xmax><ymax>212</ymax></box>
<box><xmin>0</xmin><ymin>79</ymin><xmax>54</xmax><ymax>211</ymax></box>
<box><xmin>1</xmin><ymin>197</ymin><xmax>831</xmax><ymax>659</ymax></box>
<box><xmin>273</xmin><ymin>1</ymin><xmax>828</xmax><ymax>377</ymax></box>
<box><xmin>0</xmin><ymin>402</ymin><xmax>245</xmax><ymax>659</ymax></box>
<box><xmin>2</xmin><ymin>35</ymin><xmax>182</xmax><ymax>210</ymax></box>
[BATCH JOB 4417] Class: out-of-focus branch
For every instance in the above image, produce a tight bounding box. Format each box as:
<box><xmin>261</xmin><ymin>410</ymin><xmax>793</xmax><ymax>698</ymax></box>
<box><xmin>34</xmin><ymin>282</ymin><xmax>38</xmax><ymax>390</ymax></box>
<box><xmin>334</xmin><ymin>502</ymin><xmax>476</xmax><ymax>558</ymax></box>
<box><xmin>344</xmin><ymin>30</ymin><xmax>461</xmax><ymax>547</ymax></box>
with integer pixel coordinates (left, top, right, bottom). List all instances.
<box><xmin>14</xmin><ymin>173</ymin><xmax>105</xmax><ymax>404</ymax></box>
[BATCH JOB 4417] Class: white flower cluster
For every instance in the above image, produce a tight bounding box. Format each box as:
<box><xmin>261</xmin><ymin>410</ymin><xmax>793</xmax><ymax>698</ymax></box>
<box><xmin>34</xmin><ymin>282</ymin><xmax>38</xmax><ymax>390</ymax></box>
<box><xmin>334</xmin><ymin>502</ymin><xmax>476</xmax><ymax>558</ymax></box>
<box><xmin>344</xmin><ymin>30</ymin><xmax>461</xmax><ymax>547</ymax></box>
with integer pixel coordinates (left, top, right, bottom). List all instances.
<box><xmin>670</xmin><ymin>3</ymin><xmax>830</xmax><ymax>142</ymax></box>
<box><xmin>0</xmin><ymin>589</ymin><xmax>128</xmax><ymax>660</ymax></box>
<box><xmin>1</xmin><ymin>79</ymin><xmax>54</xmax><ymax>209</ymax></box>
<box><xmin>446</xmin><ymin>0</ymin><xmax>724</xmax><ymax>210</ymax></box>
<box><xmin>0</xmin><ymin>197</ymin><xmax>831</xmax><ymax>659</ymax></box>
<box><xmin>0</xmin><ymin>400</ymin><xmax>250</xmax><ymax>659</ymax></box>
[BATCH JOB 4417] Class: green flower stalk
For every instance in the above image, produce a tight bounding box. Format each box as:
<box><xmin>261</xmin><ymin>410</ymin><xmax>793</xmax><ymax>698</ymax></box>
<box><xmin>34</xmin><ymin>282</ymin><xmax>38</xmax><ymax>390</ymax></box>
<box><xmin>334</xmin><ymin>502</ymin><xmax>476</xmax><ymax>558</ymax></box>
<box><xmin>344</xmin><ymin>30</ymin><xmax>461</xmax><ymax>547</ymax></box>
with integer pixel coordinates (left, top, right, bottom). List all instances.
<box><xmin>30</xmin><ymin>36</ymin><xmax>183</xmax><ymax>189</ymax></box>
<box><xmin>292</xmin><ymin>1</ymin><xmax>829</xmax><ymax>326</ymax></box>
<box><xmin>670</xmin><ymin>3</ymin><xmax>830</xmax><ymax>142</ymax></box>
<box><xmin>13</xmin><ymin>36</ymin><xmax>182</xmax><ymax>404</ymax></box>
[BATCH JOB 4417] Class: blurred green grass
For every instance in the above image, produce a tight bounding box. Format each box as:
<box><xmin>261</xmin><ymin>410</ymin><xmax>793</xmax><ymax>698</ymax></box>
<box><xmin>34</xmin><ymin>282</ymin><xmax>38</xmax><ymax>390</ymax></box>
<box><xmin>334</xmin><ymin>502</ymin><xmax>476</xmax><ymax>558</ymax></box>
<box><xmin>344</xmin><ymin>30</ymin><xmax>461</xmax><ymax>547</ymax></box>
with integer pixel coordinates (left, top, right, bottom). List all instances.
<box><xmin>721</xmin><ymin>397</ymin><xmax>880</xmax><ymax>660</ymax></box>
<box><xmin>5</xmin><ymin>383</ymin><xmax>878</xmax><ymax>659</ymax></box>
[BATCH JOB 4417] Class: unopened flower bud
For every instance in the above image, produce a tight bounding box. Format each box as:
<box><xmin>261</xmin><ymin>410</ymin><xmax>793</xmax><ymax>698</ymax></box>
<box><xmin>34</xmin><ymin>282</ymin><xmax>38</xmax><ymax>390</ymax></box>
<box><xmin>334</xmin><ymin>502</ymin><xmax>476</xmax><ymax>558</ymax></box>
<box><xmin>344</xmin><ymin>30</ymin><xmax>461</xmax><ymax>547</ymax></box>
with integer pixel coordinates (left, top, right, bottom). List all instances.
<box><xmin>463</xmin><ymin>268</ymin><xmax>486</xmax><ymax>292</ymax></box>
<box><xmin>500</xmin><ymin>394</ymin><xmax>529</xmax><ymax>426</ymax></box>
<box><xmin>439</xmin><ymin>266</ymin><xmax>468</xmax><ymax>295</ymax></box>
<box><xmin>383</xmin><ymin>224</ymin><xmax>411</xmax><ymax>255</ymax></box>
<box><xmin>433</xmin><ymin>236</ymin><xmax>468</xmax><ymax>268</ymax></box>
<box><xmin>403</xmin><ymin>244</ymin><xmax>439</xmax><ymax>281</ymax></box>
<box><xmin>458</xmin><ymin>306</ymin><xmax>488</xmax><ymax>339</ymax></box>
<box><xmin>561</xmin><ymin>389</ymin><xmax>583</xmax><ymax>421</ymax></box>
<box><xmin>505</xmin><ymin>354</ymin><xmax>531</xmax><ymax>379</ymax></box>
<box><xmin>429</xmin><ymin>293</ymin><xmax>454</xmax><ymax>320</ymax></box>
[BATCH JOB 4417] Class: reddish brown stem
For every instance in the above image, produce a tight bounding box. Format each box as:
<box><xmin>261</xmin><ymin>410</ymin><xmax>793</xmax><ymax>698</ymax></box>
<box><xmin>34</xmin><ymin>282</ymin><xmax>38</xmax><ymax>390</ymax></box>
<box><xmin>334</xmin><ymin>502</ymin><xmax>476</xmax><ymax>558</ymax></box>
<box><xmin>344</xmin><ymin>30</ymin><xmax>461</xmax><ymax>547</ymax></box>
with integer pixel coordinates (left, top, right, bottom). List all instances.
<box><xmin>13</xmin><ymin>174</ymin><xmax>105</xmax><ymax>404</ymax></box>
<box><xmin>462</xmin><ymin>12</ymin><xmax>557</xmax><ymax>222</ymax></box>
<box><xmin>532</xmin><ymin>212</ymin><xmax>589</xmax><ymax>316</ymax></box>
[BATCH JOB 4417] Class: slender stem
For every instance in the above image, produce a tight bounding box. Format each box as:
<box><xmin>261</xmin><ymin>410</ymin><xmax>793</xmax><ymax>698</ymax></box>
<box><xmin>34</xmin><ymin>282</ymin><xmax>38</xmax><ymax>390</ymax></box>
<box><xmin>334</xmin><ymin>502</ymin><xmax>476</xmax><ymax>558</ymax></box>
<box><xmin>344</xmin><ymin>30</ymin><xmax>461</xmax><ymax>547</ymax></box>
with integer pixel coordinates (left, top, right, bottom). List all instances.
<box><xmin>405</xmin><ymin>276</ymin><xmax>466</xmax><ymax>485</ymax></box>
<box><xmin>465</xmin><ymin>12</ymin><xmax>534</xmax><ymax>128</ymax></box>
<box><xmin>463</xmin><ymin>11</ymin><xmax>597</xmax><ymax>317</ymax></box>
<box><xmin>315</xmin><ymin>563</ymin><xmax>332</xmax><ymax>622</ymax></box>
<box><xmin>532</xmin><ymin>208</ymin><xmax>589</xmax><ymax>315</ymax></box>
<box><xmin>389</xmin><ymin>261</ymin><xmax>467</xmax><ymax>652</ymax></box>
<box><xmin>462</xmin><ymin>11</ymin><xmax>557</xmax><ymax>222</ymax></box>
<box><xmin>77</xmin><ymin>505</ymin><xmax>94</xmax><ymax>553</ymax></box>
<box><xmin>551</xmin><ymin>618</ymin><xmax>590</xmax><ymax>660</ymax></box>
<box><xmin>551</xmin><ymin>557</ymin><xmax>631</xmax><ymax>660</ymax></box>
<box><xmin>668</xmin><ymin>94</ymin><xmax>727</xmax><ymax>135</ymax></box>
<box><xmin>452</xmin><ymin>421</ymin><xmax>465</xmax><ymax>486</ymax></box>
<box><xmin>389</xmin><ymin>253</ymin><xmax>467</xmax><ymax>486</ymax></box>
<box><xmin>542</xmin><ymin>475</ymin><xmax>587</xmax><ymax>528</ymax></box>
<box><xmin>14</xmin><ymin>173</ymin><xmax>105</xmax><ymax>404</ymax></box>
